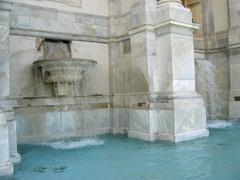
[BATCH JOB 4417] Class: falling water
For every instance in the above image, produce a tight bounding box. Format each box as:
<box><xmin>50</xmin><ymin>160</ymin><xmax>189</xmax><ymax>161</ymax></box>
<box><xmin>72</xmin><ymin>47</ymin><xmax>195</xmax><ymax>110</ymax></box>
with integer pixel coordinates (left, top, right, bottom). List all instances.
<box><xmin>39</xmin><ymin>138</ymin><xmax>104</xmax><ymax>150</ymax></box>
<box><xmin>44</xmin><ymin>40</ymin><xmax>71</xmax><ymax>60</ymax></box>
<box><xmin>195</xmin><ymin>59</ymin><xmax>223</xmax><ymax>120</ymax></box>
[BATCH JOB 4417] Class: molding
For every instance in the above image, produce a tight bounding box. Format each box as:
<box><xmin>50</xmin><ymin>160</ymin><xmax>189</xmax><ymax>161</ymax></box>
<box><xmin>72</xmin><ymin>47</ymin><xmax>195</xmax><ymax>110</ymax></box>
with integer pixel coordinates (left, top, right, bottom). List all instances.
<box><xmin>195</xmin><ymin>42</ymin><xmax>240</xmax><ymax>54</ymax></box>
<box><xmin>0</xmin><ymin>0</ymin><xmax>12</xmax><ymax>11</ymax></box>
<box><xmin>154</xmin><ymin>20</ymin><xmax>199</xmax><ymax>30</ymax></box>
<box><xmin>128</xmin><ymin>129</ymin><xmax>209</xmax><ymax>143</ymax></box>
<box><xmin>109</xmin><ymin>35</ymin><xmax>130</xmax><ymax>43</ymax></box>
<box><xmin>128</xmin><ymin>20</ymin><xmax>199</xmax><ymax>36</ymax></box>
<box><xmin>128</xmin><ymin>24</ymin><xmax>155</xmax><ymax>36</ymax></box>
<box><xmin>12</xmin><ymin>0</ymin><xmax>81</xmax><ymax>8</ymax></box>
<box><xmin>128</xmin><ymin>130</ymin><xmax>158</xmax><ymax>142</ymax></box>
<box><xmin>158</xmin><ymin>129</ymin><xmax>209</xmax><ymax>142</ymax></box>
<box><xmin>10</xmin><ymin>28</ymin><xmax>109</xmax><ymax>43</ymax></box>
<box><xmin>47</xmin><ymin>0</ymin><xmax>81</xmax><ymax>7</ymax></box>
<box><xmin>228</xmin><ymin>42</ymin><xmax>240</xmax><ymax>50</ymax></box>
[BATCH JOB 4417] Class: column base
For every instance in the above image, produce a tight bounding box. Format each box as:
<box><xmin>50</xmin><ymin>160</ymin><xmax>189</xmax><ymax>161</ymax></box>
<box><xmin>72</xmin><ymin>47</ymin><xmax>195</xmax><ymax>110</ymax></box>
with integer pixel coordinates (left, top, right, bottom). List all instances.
<box><xmin>10</xmin><ymin>153</ymin><xmax>21</xmax><ymax>164</ymax></box>
<box><xmin>128</xmin><ymin>131</ymin><xmax>158</xmax><ymax>142</ymax></box>
<box><xmin>127</xmin><ymin>92</ymin><xmax>209</xmax><ymax>143</ymax></box>
<box><xmin>0</xmin><ymin>161</ymin><xmax>13</xmax><ymax>177</ymax></box>
<box><xmin>128</xmin><ymin>129</ymin><xmax>209</xmax><ymax>143</ymax></box>
<box><xmin>158</xmin><ymin>129</ymin><xmax>209</xmax><ymax>143</ymax></box>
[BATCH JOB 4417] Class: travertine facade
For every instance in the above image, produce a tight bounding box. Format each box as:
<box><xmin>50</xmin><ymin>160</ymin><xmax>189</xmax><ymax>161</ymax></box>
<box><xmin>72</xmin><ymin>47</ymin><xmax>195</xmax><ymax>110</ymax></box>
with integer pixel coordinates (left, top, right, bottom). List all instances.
<box><xmin>0</xmin><ymin>0</ymin><xmax>239</xmax><ymax>176</ymax></box>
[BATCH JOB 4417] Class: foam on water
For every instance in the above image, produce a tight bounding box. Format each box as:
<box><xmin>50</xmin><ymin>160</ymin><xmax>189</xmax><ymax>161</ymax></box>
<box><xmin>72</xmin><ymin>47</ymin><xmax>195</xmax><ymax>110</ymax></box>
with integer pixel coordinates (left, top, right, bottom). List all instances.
<box><xmin>40</xmin><ymin>138</ymin><xmax>104</xmax><ymax>150</ymax></box>
<box><xmin>207</xmin><ymin>120</ymin><xmax>232</xmax><ymax>129</ymax></box>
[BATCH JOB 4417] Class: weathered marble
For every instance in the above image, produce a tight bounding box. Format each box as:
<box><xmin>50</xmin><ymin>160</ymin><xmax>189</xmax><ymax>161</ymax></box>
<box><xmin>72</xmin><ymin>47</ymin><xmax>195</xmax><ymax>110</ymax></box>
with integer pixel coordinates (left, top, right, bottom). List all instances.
<box><xmin>7</xmin><ymin>112</ymin><xmax>21</xmax><ymax>164</ymax></box>
<box><xmin>16</xmin><ymin>108</ymin><xmax>110</xmax><ymax>144</ymax></box>
<box><xmin>0</xmin><ymin>113</ymin><xmax>13</xmax><ymax>176</ymax></box>
<box><xmin>0</xmin><ymin>1</ymin><xmax>16</xmax><ymax>177</ymax></box>
<box><xmin>0</xmin><ymin>0</ymin><xmax>239</xmax><ymax>176</ymax></box>
<box><xmin>10</xmin><ymin>3</ymin><xmax>108</xmax><ymax>42</ymax></box>
<box><xmin>12</xmin><ymin>0</ymin><xmax>108</xmax><ymax>16</ymax></box>
<box><xmin>195</xmin><ymin>53</ymin><xmax>229</xmax><ymax>120</ymax></box>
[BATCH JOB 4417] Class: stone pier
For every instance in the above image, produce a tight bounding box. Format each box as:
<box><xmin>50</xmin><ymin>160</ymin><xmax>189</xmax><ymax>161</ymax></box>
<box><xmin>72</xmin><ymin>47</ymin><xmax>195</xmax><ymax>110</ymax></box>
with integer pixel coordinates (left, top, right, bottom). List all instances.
<box><xmin>0</xmin><ymin>0</ymin><xmax>20</xmax><ymax>176</ymax></box>
<box><xmin>110</xmin><ymin>0</ymin><xmax>209</xmax><ymax>142</ymax></box>
<box><xmin>152</xmin><ymin>0</ymin><xmax>209</xmax><ymax>142</ymax></box>
<box><xmin>0</xmin><ymin>113</ymin><xmax>13</xmax><ymax>176</ymax></box>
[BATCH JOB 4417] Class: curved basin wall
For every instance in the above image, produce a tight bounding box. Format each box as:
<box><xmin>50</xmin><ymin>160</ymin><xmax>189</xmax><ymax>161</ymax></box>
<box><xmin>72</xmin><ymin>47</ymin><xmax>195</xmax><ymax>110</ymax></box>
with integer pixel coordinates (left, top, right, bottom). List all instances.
<box><xmin>33</xmin><ymin>58</ymin><xmax>97</xmax><ymax>97</ymax></box>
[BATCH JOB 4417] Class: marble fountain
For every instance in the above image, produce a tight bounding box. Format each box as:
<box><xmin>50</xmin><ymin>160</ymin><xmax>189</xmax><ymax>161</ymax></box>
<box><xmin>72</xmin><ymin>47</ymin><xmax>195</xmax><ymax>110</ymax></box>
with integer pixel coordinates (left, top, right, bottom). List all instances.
<box><xmin>33</xmin><ymin>58</ymin><xmax>97</xmax><ymax>97</ymax></box>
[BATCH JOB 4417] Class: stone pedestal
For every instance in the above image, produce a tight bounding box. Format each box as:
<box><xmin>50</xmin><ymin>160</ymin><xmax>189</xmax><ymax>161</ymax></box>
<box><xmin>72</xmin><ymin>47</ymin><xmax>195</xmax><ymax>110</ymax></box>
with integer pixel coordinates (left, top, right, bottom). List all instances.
<box><xmin>7</xmin><ymin>112</ymin><xmax>21</xmax><ymax>164</ymax></box>
<box><xmin>228</xmin><ymin>0</ymin><xmax>240</xmax><ymax>120</ymax></box>
<box><xmin>0</xmin><ymin>113</ymin><xmax>13</xmax><ymax>176</ymax></box>
<box><xmin>154</xmin><ymin>0</ymin><xmax>208</xmax><ymax>142</ymax></box>
<box><xmin>127</xmin><ymin>0</ymin><xmax>208</xmax><ymax>142</ymax></box>
<box><xmin>0</xmin><ymin>0</ymin><xmax>19</xmax><ymax>176</ymax></box>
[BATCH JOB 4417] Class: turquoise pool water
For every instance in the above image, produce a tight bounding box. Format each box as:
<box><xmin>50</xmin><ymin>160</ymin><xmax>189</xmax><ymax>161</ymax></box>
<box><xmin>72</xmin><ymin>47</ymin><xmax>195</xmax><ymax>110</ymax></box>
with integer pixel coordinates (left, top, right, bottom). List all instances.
<box><xmin>3</xmin><ymin>121</ymin><xmax>240</xmax><ymax>180</ymax></box>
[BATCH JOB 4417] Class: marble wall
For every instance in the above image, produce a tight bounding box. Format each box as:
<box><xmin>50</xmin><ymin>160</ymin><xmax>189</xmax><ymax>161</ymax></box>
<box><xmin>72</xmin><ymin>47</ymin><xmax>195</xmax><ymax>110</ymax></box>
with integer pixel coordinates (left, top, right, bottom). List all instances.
<box><xmin>0</xmin><ymin>1</ymin><xmax>15</xmax><ymax>176</ymax></box>
<box><xmin>10</xmin><ymin>3</ymin><xmax>108</xmax><ymax>42</ymax></box>
<box><xmin>12</xmin><ymin>0</ymin><xmax>108</xmax><ymax>16</ymax></box>
<box><xmin>7</xmin><ymin>1</ymin><xmax>111</xmax><ymax>144</ymax></box>
<box><xmin>9</xmin><ymin>36</ymin><xmax>109</xmax><ymax>98</ymax></box>
<box><xmin>16</xmin><ymin>108</ymin><xmax>110</xmax><ymax>144</ymax></box>
<box><xmin>3</xmin><ymin>0</ymin><xmax>238</xmax><ymax>144</ymax></box>
<box><xmin>1</xmin><ymin>0</ymin><xmax>238</xmax><ymax>176</ymax></box>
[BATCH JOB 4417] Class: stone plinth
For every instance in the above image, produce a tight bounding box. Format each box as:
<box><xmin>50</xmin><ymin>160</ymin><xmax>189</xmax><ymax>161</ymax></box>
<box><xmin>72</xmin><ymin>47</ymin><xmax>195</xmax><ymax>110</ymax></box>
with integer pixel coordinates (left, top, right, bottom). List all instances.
<box><xmin>7</xmin><ymin>112</ymin><xmax>21</xmax><ymax>164</ymax></box>
<box><xmin>126</xmin><ymin>0</ymin><xmax>208</xmax><ymax>142</ymax></box>
<box><xmin>0</xmin><ymin>0</ymin><xmax>16</xmax><ymax>177</ymax></box>
<box><xmin>154</xmin><ymin>0</ymin><xmax>208</xmax><ymax>142</ymax></box>
<box><xmin>0</xmin><ymin>113</ymin><xmax>13</xmax><ymax>176</ymax></box>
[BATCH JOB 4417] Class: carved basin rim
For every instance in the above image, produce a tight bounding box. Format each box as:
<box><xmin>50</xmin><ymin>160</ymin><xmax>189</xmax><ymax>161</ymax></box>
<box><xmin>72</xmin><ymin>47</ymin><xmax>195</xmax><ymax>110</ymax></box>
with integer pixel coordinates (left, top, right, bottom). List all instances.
<box><xmin>33</xmin><ymin>58</ymin><xmax>98</xmax><ymax>65</ymax></box>
<box><xmin>33</xmin><ymin>58</ymin><xmax>97</xmax><ymax>84</ymax></box>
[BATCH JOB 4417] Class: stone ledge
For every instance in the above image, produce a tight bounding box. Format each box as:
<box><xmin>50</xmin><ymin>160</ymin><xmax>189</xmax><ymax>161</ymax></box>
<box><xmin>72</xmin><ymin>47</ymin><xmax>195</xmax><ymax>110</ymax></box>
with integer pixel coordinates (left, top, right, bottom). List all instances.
<box><xmin>0</xmin><ymin>0</ymin><xmax>12</xmax><ymax>11</ymax></box>
<box><xmin>13</xmin><ymin>96</ymin><xmax>110</xmax><ymax>108</ymax></box>
<box><xmin>158</xmin><ymin>129</ymin><xmax>209</xmax><ymax>143</ymax></box>
<box><xmin>128</xmin><ymin>130</ymin><xmax>158</xmax><ymax>142</ymax></box>
<box><xmin>18</xmin><ymin>127</ymin><xmax>111</xmax><ymax>144</ymax></box>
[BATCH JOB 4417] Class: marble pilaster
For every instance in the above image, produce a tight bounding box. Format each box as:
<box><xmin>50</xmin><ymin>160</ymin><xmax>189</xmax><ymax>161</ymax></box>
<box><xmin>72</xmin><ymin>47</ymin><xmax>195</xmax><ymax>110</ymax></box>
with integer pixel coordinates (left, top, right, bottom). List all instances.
<box><xmin>7</xmin><ymin>112</ymin><xmax>21</xmax><ymax>164</ymax></box>
<box><xmin>127</xmin><ymin>0</ymin><xmax>159</xmax><ymax>141</ymax></box>
<box><xmin>154</xmin><ymin>0</ymin><xmax>208</xmax><ymax>142</ymax></box>
<box><xmin>0</xmin><ymin>0</ymin><xmax>19</xmax><ymax>176</ymax></box>
<box><xmin>0</xmin><ymin>113</ymin><xmax>13</xmax><ymax>176</ymax></box>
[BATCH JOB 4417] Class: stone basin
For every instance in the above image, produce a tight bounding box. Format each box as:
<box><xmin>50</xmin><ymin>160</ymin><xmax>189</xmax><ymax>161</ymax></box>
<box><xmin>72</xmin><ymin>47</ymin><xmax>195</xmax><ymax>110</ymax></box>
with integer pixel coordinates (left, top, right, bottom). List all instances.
<box><xmin>33</xmin><ymin>58</ymin><xmax>97</xmax><ymax>84</ymax></box>
<box><xmin>33</xmin><ymin>58</ymin><xmax>97</xmax><ymax>96</ymax></box>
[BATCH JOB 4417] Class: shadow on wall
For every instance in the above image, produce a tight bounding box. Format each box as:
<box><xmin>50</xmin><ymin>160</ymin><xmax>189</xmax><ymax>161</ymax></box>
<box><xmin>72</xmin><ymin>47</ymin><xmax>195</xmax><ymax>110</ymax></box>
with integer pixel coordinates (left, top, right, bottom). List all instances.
<box><xmin>115</xmin><ymin>64</ymin><xmax>149</xmax><ymax>94</ymax></box>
